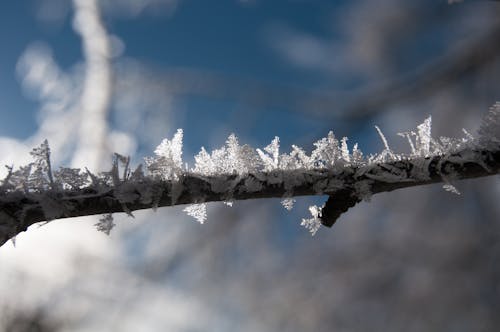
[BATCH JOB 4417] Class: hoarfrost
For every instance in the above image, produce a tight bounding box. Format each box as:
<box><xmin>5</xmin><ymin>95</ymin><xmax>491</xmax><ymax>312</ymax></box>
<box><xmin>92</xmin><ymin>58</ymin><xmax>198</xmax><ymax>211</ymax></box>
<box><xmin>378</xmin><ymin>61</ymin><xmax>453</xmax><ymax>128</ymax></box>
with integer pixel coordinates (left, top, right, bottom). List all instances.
<box><xmin>54</xmin><ymin>167</ymin><xmax>88</xmax><ymax>190</ymax></box>
<box><xmin>95</xmin><ymin>214</ymin><xmax>115</xmax><ymax>235</ymax></box>
<box><xmin>29</xmin><ymin>139</ymin><xmax>54</xmax><ymax>190</ymax></box>
<box><xmin>311</xmin><ymin>131</ymin><xmax>341</xmax><ymax>167</ymax></box>
<box><xmin>478</xmin><ymin>102</ymin><xmax>500</xmax><ymax>150</ymax></box>
<box><xmin>257</xmin><ymin>136</ymin><xmax>280</xmax><ymax>171</ymax></box>
<box><xmin>300</xmin><ymin>205</ymin><xmax>322</xmax><ymax>236</ymax></box>
<box><xmin>340</xmin><ymin>137</ymin><xmax>350</xmax><ymax>162</ymax></box>
<box><xmin>374</xmin><ymin>125</ymin><xmax>397</xmax><ymax>162</ymax></box>
<box><xmin>416</xmin><ymin>116</ymin><xmax>432</xmax><ymax>156</ymax></box>
<box><xmin>183</xmin><ymin>203</ymin><xmax>207</xmax><ymax>224</ymax></box>
<box><xmin>443</xmin><ymin>183</ymin><xmax>461</xmax><ymax>195</ymax></box>
<box><xmin>193</xmin><ymin>133</ymin><xmax>260</xmax><ymax>176</ymax></box>
<box><xmin>2</xmin><ymin>107</ymin><xmax>498</xmax><ymax>236</ymax></box>
<box><xmin>281</xmin><ymin>198</ymin><xmax>296</xmax><ymax>211</ymax></box>
<box><xmin>146</xmin><ymin>129</ymin><xmax>183</xmax><ymax>180</ymax></box>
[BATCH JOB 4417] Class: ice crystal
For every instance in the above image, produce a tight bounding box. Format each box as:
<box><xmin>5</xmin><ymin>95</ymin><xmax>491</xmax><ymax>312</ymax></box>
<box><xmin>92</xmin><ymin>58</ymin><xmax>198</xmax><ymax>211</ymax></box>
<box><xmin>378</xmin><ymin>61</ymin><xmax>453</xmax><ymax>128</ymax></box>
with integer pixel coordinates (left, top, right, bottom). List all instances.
<box><xmin>29</xmin><ymin>139</ymin><xmax>54</xmax><ymax>190</ymax></box>
<box><xmin>95</xmin><ymin>214</ymin><xmax>115</xmax><ymax>235</ymax></box>
<box><xmin>193</xmin><ymin>134</ymin><xmax>260</xmax><ymax>176</ymax></box>
<box><xmin>281</xmin><ymin>198</ymin><xmax>296</xmax><ymax>211</ymax></box>
<box><xmin>478</xmin><ymin>102</ymin><xmax>500</xmax><ymax>150</ymax></box>
<box><xmin>351</xmin><ymin>143</ymin><xmax>364</xmax><ymax>163</ymax></box>
<box><xmin>374</xmin><ymin>125</ymin><xmax>396</xmax><ymax>162</ymax></box>
<box><xmin>146</xmin><ymin>129</ymin><xmax>183</xmax><ymax>180</ymax></box>
<box><xmin>257</xmin><ymin>136</ymin><xmax>280</xmax><ymax>171</ymax></box>
<box><xmin>340</xmin><ymin>137</ymin><xmax>350</xmax><ymax>162</ymax></box>
<box><xmin>300</xmin><ymin>205</ymin><xmax>322</xmax><ymax>236</ymax></box>
<box><xmin>443</xmin><ymin>183</ymin><xmax>460</xmax><ymax>195</ymax></box>
<box><xmin>183</xmin><ymin>203</ymin><xmax>207</xmax><ymax>224</ymax></box>
<box><xmin>6</xmin><ymin>164</ymin><xmax>32</xmax><ymax>192</ymax></box>
<box><xmin>2</xmin><ymin>107</ymin><xmax>497</xmax><ymax>237</ymax></box>
<box><xmin>396</xmin><ymin>116</ymin><xmax>435</xmax><ymax>158</ymax></box>
<box><xmin>416</xmin><ymin>116</ymin><xmax>432</xmax><ymax>156</ymax></box>
<box><xmin>54</xmin><ymin>167</ymin><xmax>88</xmax><ymax>190</ymax></box>
<box><xmin>311</xmin><ymin>131</ymin><xmax>341</xmax><ymax>167</ymax></box>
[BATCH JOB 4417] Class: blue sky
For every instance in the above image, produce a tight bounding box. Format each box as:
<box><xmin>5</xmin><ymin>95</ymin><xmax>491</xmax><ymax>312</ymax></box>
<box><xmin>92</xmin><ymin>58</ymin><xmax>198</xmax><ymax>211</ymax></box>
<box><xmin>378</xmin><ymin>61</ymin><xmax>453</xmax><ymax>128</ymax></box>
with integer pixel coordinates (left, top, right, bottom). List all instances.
<box><xmin>0</xmin><ymin>1</ymin><xmax>342</xmax><ymax>146</ymax></box>
<box><xmin>2</xmin><ymin>0</ymin><xmax>478</xmax><ymax>158</ymax></box>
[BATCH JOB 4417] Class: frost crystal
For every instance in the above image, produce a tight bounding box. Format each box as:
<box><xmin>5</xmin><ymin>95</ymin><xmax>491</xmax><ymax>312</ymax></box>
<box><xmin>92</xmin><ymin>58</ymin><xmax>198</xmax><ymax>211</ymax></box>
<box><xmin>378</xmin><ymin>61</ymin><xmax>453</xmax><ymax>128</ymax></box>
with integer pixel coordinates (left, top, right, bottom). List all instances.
<box><xmin>416</xmin><ymin>116</ymin><xmax>432</xmax><ymax>156</ymax></box>
<box><xmin>54</xmin><ymin>167</ymin><xmax>88</xmax><ymax>190</ymax></box>
<box><xmin>193</xmin><ymin>134</ymin><xmax>260</xmax><ymax>176</ymax></box>
<box><xmin>257</xmin><ymin>136</ymin><xmax>280</xmax><ymax>171</ymax></box>
<box><xmin>183</xmin><ymin>203</ymin><xmax>207</xmax><ymax>224</ymax></box>
<box><xmin>3</xmin><ymin>107</ymin><xmax>496</xmax><ymax>237</ymax></box>
<box><xmin>311</xmin><ymin>131</ymin><xmax>341</xmax><ymax>167</ymax></box>
<box><xmin>374</xmin><ymin>125</ymin><xmax>396</xmax><ymax>162</ymax></box>
<box><xmin>146</xmin><ymin>129</ymin><xmax>184</xmax><ymax>180</ymax></box>
<box><xmin>95</xmin><ymin>214</ymin><xmax>115</xmax><ymax>235</ymax></box>
<box><xmin>300</xmin><ymin>205</ymin><xmax>322</xmax><ymax>236</ymax></box>
<box><xmin>396</xmin><ymin>116</ymin><xmax>435</xmax><ymax>158</ymax></box>
<box><xmin>443</xmin><ymin>183</ymin><xmax>460</xmax><ymax>195</ymax></box>
<box><xmin>340</xmin><ymin>137</ymin><xmax>350</xmax><ymax>162</ymax></box>
<box><xmin>281</xmin><ymin>198</ymin><xmax>296</xmax><ymax>211</ymax></box>
<box><xmin>29</xmin><ymin>139</ymin><xmax>54</xmax><ymax>190</ymax></box>
<box><xmin>478</xmin><ymin>103</ymin><xmax>500</xmax><ymax>150</ymax></box>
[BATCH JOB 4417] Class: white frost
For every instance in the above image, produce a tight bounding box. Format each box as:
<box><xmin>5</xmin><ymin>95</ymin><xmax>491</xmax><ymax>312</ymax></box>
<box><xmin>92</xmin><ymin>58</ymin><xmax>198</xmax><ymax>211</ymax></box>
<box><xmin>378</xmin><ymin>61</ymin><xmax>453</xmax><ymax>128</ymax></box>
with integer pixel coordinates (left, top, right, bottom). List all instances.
<box><xmin>257</xmin><ymin>136</ymin><xmax>280</xmax><ymax>171</ymax></box>
<box><xmin>443</xmin><ymin>183</ymin><xmax>461</xmax><ymax>195</ymax></box>
<box><xmin>281</xmin><ymin>198</ymin><xmax>296</xmax><ymax>211</ymax></box>
<box><xmin>183</xmin><ymin>203</ymin><xmax>207</xmax><ymax>224</ymax></box>
<box><xmin>300</xmin><ymin>205</ymin><xmax>322</xmax><ymax>236</ymax></box>
<box><xmin>95</xmin><ymin>214</ymin><xmax>115</xmax><ymax>235</ymax></box>
<box><xmin>146</xmin><ymin>129</ymin><xmax>184</xmax><ymax>180</ymax></box>
<box><xmin>3</xmin><ymin>107</ymin><xmax>498</xmax><ymax>236</ymax></box>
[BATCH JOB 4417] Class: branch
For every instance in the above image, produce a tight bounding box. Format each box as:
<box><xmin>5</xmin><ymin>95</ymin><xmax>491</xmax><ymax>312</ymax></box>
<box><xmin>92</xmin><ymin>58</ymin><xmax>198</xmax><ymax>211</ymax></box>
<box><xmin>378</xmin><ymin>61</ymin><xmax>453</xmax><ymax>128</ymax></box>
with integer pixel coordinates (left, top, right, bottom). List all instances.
<box><xmin>1</xmin><ymin>147</ymin><xmax>498</xmax><ymax>246</ymax></box>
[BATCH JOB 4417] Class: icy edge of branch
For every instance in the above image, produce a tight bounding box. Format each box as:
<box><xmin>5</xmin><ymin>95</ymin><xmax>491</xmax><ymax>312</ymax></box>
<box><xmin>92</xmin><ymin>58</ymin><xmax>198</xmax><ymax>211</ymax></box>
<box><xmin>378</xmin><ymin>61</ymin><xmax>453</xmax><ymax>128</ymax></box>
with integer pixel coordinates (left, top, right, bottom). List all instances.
<box><xmin>0</xmin><ymin>147</ymin><xmax>498</xmax><ymax>246</ymax></box>
<box><xmin>0</xmin><ymin>105</ymin><xmax>499</xmax><ymax>245</ymax></box>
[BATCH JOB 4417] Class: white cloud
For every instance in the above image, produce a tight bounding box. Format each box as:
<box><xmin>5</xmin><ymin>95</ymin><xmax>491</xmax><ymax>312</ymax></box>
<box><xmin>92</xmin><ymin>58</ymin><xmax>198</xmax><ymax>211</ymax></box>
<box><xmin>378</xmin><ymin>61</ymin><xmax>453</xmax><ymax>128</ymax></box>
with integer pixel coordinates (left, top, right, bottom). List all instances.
<box><xmin>16</xmin><ymin>42</ymin><xmax>79</xmax><ymax>166</ymax></box>
<box><xmin>267</xmin><ymin>25</ymin><xmax>338</xmax><ymax>72</ymax></box>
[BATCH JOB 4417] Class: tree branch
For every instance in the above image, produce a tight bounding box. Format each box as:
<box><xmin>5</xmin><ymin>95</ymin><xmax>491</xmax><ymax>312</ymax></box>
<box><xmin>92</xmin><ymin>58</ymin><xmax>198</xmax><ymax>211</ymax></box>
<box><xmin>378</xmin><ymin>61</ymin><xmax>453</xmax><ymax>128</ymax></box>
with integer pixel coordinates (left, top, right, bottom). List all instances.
<box><xmin>0</xmin><ymin>147</ymin><xmax>498</xmax><ymax>246</ymax></box>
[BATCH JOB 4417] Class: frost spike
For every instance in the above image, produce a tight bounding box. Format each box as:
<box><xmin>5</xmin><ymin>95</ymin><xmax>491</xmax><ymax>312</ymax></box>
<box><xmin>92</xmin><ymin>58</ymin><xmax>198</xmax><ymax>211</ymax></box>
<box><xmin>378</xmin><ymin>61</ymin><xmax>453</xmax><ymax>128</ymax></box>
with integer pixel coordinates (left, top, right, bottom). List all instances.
<box><xmin>416</xmin><ymin>116</ymin><xmax>432</xmax><ymax>156</ymax></box>
<box><xmin>375</xmin><ymin>126</ymin><xmax>391</xmax><ymax>152</ymax></box>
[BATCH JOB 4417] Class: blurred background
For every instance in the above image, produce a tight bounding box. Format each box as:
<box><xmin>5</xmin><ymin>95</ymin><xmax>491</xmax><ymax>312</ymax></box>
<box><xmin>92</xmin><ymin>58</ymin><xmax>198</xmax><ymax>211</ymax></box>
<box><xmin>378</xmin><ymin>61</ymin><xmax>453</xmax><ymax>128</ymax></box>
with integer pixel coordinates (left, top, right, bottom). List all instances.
<box><xmin>0</xmin><ymin>0</ymin><xmax>500</xmax><ymax>331</ymax></box>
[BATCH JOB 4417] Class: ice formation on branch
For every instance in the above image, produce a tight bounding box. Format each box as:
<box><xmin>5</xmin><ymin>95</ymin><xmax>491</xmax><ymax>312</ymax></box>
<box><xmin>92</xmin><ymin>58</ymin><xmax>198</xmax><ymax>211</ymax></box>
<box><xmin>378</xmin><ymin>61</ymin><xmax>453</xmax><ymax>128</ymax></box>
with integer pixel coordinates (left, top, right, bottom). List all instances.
<box><xmin>95</xmin><ymin>214</ymin><xmax>115</xmax><ymax>235</ymax></box>
<box><xmin>281</xmin><ymin>198</ymin><xmax>296</xmax><ymax>211</ymax></box>
<box><xmin>301</xmin><ymin>205</ymin><xmax>322</xmax><ymax>236</ymax></box>
<box><xmin>146</xmin><ymin>128</ymin><xmax>184</xmax><ymax>180</ymax></box>
<box><xmin>183</xmin><ymin>203</ymin><xmax>207</xmax><ymax>224</ymax></box>
<box><xmin>1</xmin><ymin>108</ymin><xmax>498</xmax><ymax>237</ymax></box>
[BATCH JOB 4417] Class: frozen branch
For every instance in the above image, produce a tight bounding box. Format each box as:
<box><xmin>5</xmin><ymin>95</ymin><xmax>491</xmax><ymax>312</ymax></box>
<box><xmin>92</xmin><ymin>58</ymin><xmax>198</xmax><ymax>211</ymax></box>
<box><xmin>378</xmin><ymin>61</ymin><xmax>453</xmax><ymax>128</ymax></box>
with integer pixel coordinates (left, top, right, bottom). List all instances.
<box><xmin>0</xmin><ymin>147</ymin><xmax>498</xmax><ymax>246</ymax></box>
<box><xmin>0</xmin><ymin>107</ymin><xmax>498</xmax><ymax>245</ymax></box>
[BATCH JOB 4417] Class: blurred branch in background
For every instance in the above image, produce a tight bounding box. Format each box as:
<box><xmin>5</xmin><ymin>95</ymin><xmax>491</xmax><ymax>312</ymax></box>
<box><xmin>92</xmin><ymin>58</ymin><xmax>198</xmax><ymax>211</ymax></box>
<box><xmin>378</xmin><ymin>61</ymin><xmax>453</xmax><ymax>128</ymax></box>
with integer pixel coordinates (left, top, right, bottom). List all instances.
<box><xmin>345</xmin><ymin>20</ymin><xmax>500</xmax><ymax>120</ymax></box>
<box><xmin>122</xmin><ymin>20</ymin><xmax>500</xmax><ymax>123</ymax></box>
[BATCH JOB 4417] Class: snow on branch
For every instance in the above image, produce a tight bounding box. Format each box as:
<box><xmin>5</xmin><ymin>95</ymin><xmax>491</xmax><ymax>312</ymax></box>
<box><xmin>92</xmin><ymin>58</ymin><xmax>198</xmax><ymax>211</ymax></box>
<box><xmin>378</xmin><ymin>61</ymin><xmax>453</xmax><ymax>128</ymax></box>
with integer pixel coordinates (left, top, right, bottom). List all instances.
<box><xmin>0</xmin><ymin>106</ymin><xmax>499</xmax><ymax>245</ymax></box>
